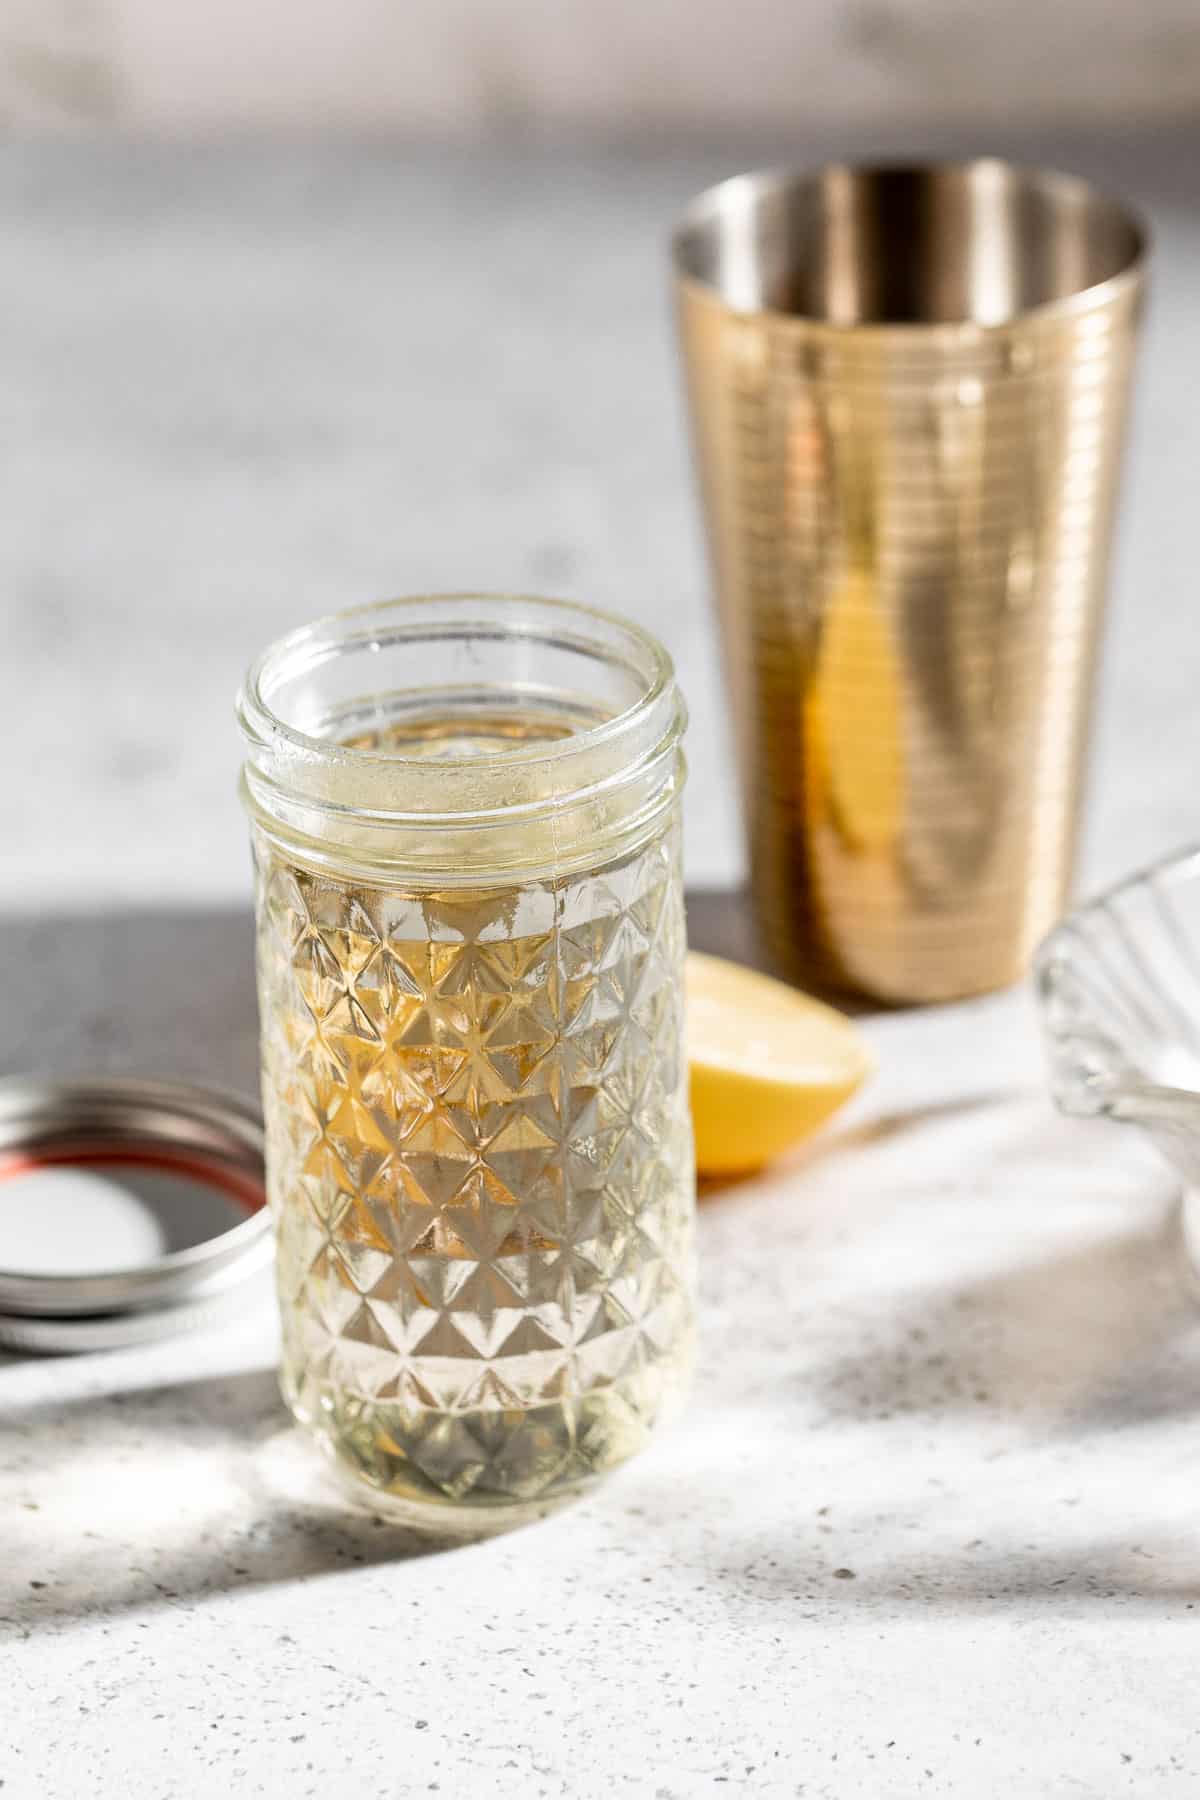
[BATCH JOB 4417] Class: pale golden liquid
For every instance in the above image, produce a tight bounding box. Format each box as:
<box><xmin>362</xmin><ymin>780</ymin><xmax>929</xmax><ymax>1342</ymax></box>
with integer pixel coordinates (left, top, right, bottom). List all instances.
<box><xmin>341</xmin><ymin>711</ymin><xmax>574</xmax><ymax>757</ymax></box>
<box><xmin>254</xmin><ymin>709</ymin><xmax>694</xmax><ymax>1525</ymax></box>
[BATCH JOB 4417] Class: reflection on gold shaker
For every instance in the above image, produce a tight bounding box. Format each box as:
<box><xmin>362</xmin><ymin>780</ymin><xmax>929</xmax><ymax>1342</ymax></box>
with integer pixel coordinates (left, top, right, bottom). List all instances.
<box><xmin>674</xmin><ymin>161</ymin><xmax>1147</xmax><ymax>1002</ymax></box>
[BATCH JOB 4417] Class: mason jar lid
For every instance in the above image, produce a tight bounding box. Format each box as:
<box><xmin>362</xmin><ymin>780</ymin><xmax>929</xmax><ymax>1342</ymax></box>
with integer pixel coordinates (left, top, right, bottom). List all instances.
<box><xmin>0</xmin><ymin>1076</ymin><xmax>272</xmax><ymax>1353</ymax></box>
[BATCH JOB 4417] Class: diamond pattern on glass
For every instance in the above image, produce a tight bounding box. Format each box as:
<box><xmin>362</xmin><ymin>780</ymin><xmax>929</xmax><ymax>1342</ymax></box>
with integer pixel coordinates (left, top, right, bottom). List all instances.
<box><xmin>254</xmin><ymin>821</ymin><xmax>694</xmax><ymax>1513</ymax></box>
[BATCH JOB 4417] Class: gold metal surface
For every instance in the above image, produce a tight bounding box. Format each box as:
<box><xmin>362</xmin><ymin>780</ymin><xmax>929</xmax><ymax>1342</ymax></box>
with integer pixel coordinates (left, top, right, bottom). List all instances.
<box><xmin>673</xmin><ymin>161</ymin><xmax>1147</xmax><ymax>1003</ymax></box>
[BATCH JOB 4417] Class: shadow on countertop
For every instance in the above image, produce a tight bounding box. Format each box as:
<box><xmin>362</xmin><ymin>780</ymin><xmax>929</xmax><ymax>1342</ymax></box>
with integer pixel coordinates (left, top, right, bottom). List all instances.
<box><xmin>5</xmin><ymin>1171</ymin><xmax>1200</xmax><ymax>1631</ymax></box>
<box><xmin>0</xmin><ymin>889</ymin><xmax>759</xmax><ymax>1635</ymax></box>
<box><xmin>0</xmin><ymin>1365</ymin><xmax>485</xmax><ymax>1634</ymax></box>
<box><xmin>0</xmin><ymin>906</ymin><xmax>261</xmax><ymax>1098</ymax></box>
<box><xmin>8</xmin><ymin>892</ymin><xmax>1197</xmax><ymax>1630</ymax></box>
<box><xmin>0</xmin><ymin>886</ymin><xmax>756</xmax><ymax>1098</ymax></box>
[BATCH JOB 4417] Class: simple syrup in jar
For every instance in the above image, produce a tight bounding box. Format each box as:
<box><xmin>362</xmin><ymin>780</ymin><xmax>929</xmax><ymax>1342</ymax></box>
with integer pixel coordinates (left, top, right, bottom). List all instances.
<box><xmin>239</xmin><ymin>596</ymin><xmax>694</xmax><ymax>1532</ymax></box>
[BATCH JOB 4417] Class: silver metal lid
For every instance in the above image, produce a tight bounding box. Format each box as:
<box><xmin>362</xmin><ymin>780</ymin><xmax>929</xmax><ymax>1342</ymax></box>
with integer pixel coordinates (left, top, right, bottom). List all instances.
<box><xmin>0</xmin><ymin>1077</ymin><xmax>272</xmax><ymax>1353</ymax></box>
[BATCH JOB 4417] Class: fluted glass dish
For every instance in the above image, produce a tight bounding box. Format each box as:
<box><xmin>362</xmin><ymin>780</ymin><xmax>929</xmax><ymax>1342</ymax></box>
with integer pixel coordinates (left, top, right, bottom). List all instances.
<box><xmin>1036</xmin><ymin>849</ymin><xmax>1200</xmax><ymax>1244</ymax></box>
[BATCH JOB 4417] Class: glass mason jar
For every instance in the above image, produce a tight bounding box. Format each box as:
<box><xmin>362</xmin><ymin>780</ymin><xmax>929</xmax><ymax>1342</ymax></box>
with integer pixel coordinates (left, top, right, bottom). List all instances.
<box><xmin>237</xmin><ymin>595</ymin><xmax>694</xmax><ymax>1532</ymax></box>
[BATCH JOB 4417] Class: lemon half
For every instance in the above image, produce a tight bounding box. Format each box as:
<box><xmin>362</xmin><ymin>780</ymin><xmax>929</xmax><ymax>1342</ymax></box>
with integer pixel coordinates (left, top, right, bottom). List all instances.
<box><xmin>686</xmin><ymin>951</ymin><xmax>872</xmax><ymax>1177</ymax></box>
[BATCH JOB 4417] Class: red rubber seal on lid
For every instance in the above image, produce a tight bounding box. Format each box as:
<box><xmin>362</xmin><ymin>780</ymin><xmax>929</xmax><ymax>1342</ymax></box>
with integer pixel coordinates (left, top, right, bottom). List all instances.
<box><xmin>0</xmin><ymin>1144</ymin><xmax>266</xmax><ymax>1214</ymax></box>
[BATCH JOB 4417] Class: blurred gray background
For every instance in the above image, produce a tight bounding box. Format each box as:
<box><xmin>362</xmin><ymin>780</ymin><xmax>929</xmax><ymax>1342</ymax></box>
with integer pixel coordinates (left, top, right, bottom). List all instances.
<box><xmin>1</xmin><ymin>0</ymin><xmax>1197</xmax><ymax>915</ymax></box>
<box><xmin>4</xmin><ymin>0</ymin><xmax>1200</xmax><ymax>135</ymax></box>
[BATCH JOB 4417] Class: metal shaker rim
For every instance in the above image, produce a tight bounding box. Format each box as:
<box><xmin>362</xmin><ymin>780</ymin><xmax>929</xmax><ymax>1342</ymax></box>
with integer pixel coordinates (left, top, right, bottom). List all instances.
<box><xmin>0</xmin><ymin>1076</ymin><xmax>271</xmax><ymax>1351</ymax></box>
<box><xmin>672</xmin><ymin>157</ymin><xmax>1148</xmax><ymax>335</ymax></box>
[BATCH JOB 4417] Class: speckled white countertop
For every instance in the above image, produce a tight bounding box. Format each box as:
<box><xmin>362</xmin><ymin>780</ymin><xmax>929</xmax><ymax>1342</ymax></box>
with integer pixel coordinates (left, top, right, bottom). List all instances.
<box><xmin>4</xmin><ymin>133</ymin><xmax>1200</xmax><ymax>1799</ymax></box>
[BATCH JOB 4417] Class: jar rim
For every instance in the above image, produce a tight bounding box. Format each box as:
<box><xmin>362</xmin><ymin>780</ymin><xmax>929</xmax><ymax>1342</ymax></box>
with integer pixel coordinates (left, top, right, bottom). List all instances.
<box><xmin>237</xmin><ymin>593</ymin><xmax>686</xmax><ymax>865</ymax></box>
<box><xmin>237</xmin><ymin>591</ymin><xmax>676</xmax><ymax>775</ymax></box>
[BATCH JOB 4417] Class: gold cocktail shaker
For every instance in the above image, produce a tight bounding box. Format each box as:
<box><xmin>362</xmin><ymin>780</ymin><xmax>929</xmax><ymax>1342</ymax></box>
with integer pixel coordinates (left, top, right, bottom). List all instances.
<box><xmin>673</xmin><ymin>161</ymin><xmax>1147</xmax><ymax>1002</ymax></box>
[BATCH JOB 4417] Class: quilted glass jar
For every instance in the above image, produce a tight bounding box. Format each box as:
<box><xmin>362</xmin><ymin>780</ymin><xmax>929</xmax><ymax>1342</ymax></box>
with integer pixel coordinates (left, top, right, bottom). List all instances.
<box><xmin>238</xmin><ymin>595</ymin><xmax>694</xmax><ymax>1531</ymax></box>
